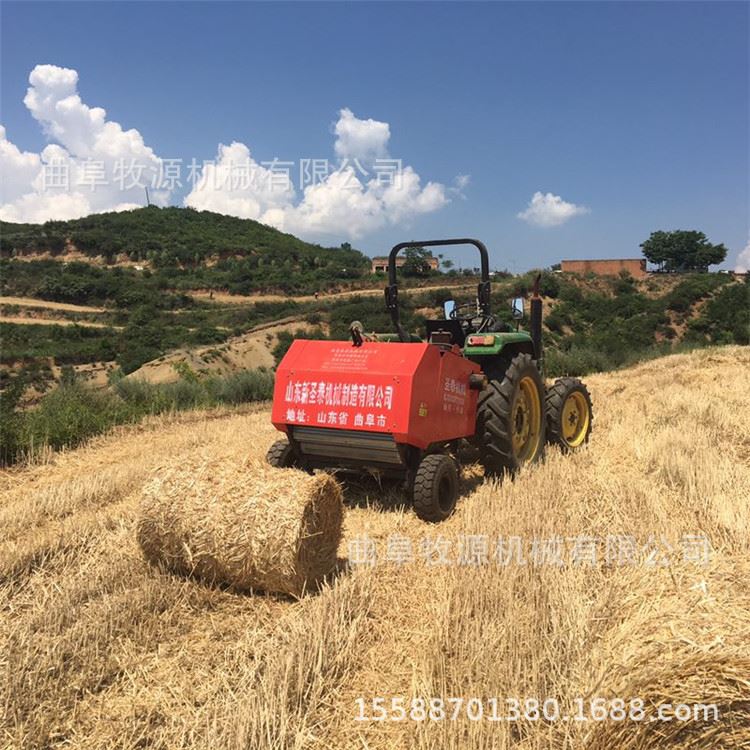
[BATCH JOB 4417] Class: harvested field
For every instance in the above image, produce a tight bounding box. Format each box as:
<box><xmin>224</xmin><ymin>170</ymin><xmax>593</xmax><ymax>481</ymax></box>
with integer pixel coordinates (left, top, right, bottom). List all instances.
<box><xmin>1</xmin><ymin>346</ymin><xmax>748</xmax><ymax>749</ymax></box>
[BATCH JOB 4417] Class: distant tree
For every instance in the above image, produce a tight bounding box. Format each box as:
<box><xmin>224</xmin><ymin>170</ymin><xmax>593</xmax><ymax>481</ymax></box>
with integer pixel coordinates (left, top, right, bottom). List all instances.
<box><xmin>442</xmin><ymin>258</ymin><xmax>454</xmax><ymax>270</ymax></box>
<box><xmin>641</xmin><ymin>230</ymin><xmax>727</xmax><ymax>272</ymax></box>
<box><xmin>402</xmin><ymin>246</ymin><xmax>434</xmax><ymax>277</ymax></box>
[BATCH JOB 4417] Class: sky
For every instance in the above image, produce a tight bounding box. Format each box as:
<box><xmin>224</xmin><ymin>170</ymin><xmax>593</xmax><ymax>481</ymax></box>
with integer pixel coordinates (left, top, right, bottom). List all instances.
<box><xmin>1</xmin><ymin>1</ymin><xmax>747</xmax><ymax>272</ymax></box>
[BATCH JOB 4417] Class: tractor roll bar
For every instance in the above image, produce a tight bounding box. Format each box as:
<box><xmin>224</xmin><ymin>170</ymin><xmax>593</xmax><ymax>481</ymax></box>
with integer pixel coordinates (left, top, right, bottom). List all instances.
<box><xmin>384</xmin><ymin>238</ymin><xmax>492</xmax><ymax>342</ymax></box>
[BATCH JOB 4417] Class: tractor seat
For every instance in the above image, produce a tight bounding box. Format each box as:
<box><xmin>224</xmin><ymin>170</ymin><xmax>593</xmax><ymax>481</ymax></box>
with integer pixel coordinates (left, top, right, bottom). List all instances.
<box><xmin>425</xmin><ymin>319</ymin><xmax>466</xmax><ymax>348</ymax></box>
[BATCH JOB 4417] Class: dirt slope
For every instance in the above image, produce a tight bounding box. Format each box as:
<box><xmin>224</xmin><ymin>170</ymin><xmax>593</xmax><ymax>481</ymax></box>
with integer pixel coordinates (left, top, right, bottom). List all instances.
<box><xmin>0</xmin><ymin>296</ymin><xmax>106</xmax><ymax>313</ymax></box>
<box><xmin>0</xmin><ymin>316</ymin><xmax>115</xmax><ymax>329</ymax></box>
<box><xmin>128</xmin><ymin>318</ymin><xmax>323</xmax><ymax>383</ymax></box>
<box><xmin>188</xmin><ymin>282</ymin><xmax>477</xmax><ymax>306</ymax></box>
<box><xmin>1</xmin><ymin>346</ymin><xmax>748</xmax><ymax>749</ymax></box>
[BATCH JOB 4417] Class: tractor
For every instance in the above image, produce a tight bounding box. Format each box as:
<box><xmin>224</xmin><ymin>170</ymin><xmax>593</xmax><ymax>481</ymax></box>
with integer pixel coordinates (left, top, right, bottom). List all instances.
<box><xmin>268</xmin><ymin>239</ymin><xmax>592</xmax><ymax>522</ymax></box>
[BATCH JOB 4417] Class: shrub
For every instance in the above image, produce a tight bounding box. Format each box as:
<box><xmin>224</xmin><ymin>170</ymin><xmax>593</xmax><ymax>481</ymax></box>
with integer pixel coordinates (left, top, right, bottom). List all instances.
<box><xmin>273</xmin><ymin>328</ymin><xmax>324</xmax><ymax>364</ymax></box>
<box><xmin>23</xmin><ymin>383</ymin><xmax>133</xmax><ymax>454</ymax></box>
<box><xmin>427</xmin><ymin>288</ymin><xmax>455</xmax><ymax>306</ymax></box>
<box><xmin>539</xmin><ymin>271</ymin><xmax>560</xmax><ymax>298</ymax></box>
<box><xmin>665</xmin><ymin>274</ymin><xmax>728</xmax><ymax>313</ymax></box>
<box><xmin>686</xmin><ymin>280</ymin><xmax>749</xmax><ymax>345</ymax></box>
<box><xmin>546</xmin><ymin>346</ymin><xmax>615</xmax><ymax>377</ymax></box>
<box><xmin>0</xmin><ymin>376</ymin><xmax>27</xmax><ymax>464</ymax></box>
<box><xmin>205</xmin><ymin>368</ymin><xmax>274</xmax><ymax>404</ymax></box>
<box><xmin>1</xmin><ymin>365</ymin><xmax>278</xmax><ymax>466</ymax></box>
<box><xmin>544</xmin><ymin>311</ymin><xmax>566</xmax><ymax>335</ymax></box>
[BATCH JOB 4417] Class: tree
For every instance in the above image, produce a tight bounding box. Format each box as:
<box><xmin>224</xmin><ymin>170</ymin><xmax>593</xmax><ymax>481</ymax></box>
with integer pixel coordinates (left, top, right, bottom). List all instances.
<box><xmin>401</xmin><ymin>246</ymin><xmax>434</xmax><ymax>277</ymax></box>
<box><xmin>640</xmin><ymin>230</ymin><xmax>727</xmax><ymax>272</ymax></box>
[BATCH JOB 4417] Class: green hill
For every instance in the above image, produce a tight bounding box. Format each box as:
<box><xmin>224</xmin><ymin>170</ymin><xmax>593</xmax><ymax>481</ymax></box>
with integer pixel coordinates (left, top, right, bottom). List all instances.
<box><xmin>0</xmin><ymin>206</ymin><xmax>371</xmax><ymax>294</ymax></box>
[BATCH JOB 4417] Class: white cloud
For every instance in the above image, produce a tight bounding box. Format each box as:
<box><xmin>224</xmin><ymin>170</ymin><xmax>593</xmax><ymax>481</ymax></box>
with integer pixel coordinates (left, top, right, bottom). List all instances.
<box><xmin>333</xmin><ymin>107</ymin><xmax>389</xmax><ymax>165</ymax></box>
<box><xmin>2</xmin><ymin>70</ymin><xmax>459</xmax><ymax>239</ymax></box>
<box><xmin>0</xmin><ymin>125</ymin><xmax>43</xmax><ymax>215</ymax></box>
<box><xmin>735</xmin><ymin>238</ymin><xmax>750</xmax><ymax>273</ymax></box>
<box><xmin>454</xmin><ymin>174</ymin><xmax>471</xmax><ymax>191</ymax></box>
<box><xmin>185</xmin><ymin>107</ymin><xmax>454</xmax><ymax>240</ymax></box>
<box><xmin>517</xmin><ymin>191</ymin><xmax>589</xmax><ymax>227</ymax></box>
<box><xmin>1</xmin><ymin>64</ymin><xmax>169</xmax><ymax>223</ymax></box>
<box><xmin>184</xmin><ymin>141</ymin><xmax>296</xmax><ymax>220</ymax></box>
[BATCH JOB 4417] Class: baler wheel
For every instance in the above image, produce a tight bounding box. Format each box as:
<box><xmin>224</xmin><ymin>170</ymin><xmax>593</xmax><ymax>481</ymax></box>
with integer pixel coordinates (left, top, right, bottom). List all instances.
<box><xmin>266</xmin><ymin>439</ymin><xmax>299</xmax><ymax>469</ymax></box>
<box><xmin>476</xmin><ymin>352</ymin><xmax>546</xmax><ymax>476</ymax></box>
<box><xmin>412</xmin><ymin>453</ymin><xmax>459</xmax><ymax>523</ymax></box>
<box><xmin>545</xmin><ymin>377</ymin><xmax>593</xmax><ymax>451</ymax></box>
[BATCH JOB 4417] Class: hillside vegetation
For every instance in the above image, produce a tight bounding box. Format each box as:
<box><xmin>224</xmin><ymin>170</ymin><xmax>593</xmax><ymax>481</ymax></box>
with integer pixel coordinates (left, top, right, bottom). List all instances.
<box><xmin>1</xmin><ymin>269</ymin><xmax>746</xmax><ymax>465</ymax></box>
<box><xmin>1</xmin><ymin>346</ymin><xmax>748</xmax><ymax>749</ymax></box>
<box><xmin>1</xmin><ymin>206</ymin><xmax>372</xmax><ymax>294</ymax></box>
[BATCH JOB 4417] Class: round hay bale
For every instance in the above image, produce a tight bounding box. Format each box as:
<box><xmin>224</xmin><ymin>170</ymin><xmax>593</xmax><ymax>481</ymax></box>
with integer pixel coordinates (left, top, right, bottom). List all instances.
<box><xmin>136</xmin><ymin>455</ymin><xmax>343</xmax><ymax>597</ymax></box>
<box><xmin>580</xmin><ymin>561</ymin><xmax>750</xmax><ymax>749</ymax></box>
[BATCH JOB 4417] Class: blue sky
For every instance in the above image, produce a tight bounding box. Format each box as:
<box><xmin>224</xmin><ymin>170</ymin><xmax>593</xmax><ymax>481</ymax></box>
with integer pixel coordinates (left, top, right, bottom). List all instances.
<box><xmin>1</xmin><ymin>1</ymin><xmax>747</xmax><ymax>271</ymax></box>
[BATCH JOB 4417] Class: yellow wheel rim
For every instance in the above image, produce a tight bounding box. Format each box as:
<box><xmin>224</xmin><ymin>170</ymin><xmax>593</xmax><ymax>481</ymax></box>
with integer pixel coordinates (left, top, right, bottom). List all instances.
<box><xmin>561</xmin><ymin>391</ymin><xmax>590</xmax><ymax>448</ymax></box>
<box><xmin>512</xmin><ymin>376</ymin><xmax>542</xmax><ymax>463</ymax></box>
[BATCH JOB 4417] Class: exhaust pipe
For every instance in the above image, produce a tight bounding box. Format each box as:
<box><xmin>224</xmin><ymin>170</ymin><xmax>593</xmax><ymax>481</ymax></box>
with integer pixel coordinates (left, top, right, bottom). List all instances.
<box><xmin>530</xmin><ymin>273</ymin><xmax>543</xmax><ymax>371</ymax></box>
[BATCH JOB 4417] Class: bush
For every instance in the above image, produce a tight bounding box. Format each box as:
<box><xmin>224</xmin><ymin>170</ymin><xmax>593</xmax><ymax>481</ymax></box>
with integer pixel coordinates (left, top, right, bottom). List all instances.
<box><xmin>23</xmin><ymin>383</ymin><xmax>133</xmax><ymax>454</ymax></box>
<box><xmin>665</xmin><ymin>274</ymin><xmax>728</xmax><ymax>313</ymax></box>
<box><xmin>427</xmin><ymin>288</ymin><xmax>455</xmax><ymax>306</ymax></box>
<box><xmin>546</xmin><ymin>346</ymin><xmax>615</xmax><ymax>377</ymax></box>
<box><xmin>1</xmin><ymin>366</ymin><xmax>277</xmax><ymax>466</ymax></box>
<box><xmin>0</xmin><ymin>376</ymin><xmax>27</xmax><ymax>464</ymax></box>
<box><xmin>685</xmin><ymin>279</ymin><xmax>749</xmax><ymax>345</ymax></box>
<box><xmin>545</xmin><ymin>311</ymin><xmax>566</xmax><ymax>335</ymax></box>
<box><xmin>539</xmin><ymin>271</ymin><xmax>560</xmax><ymax>298</ymax></box>
<box><xmin>273</xmin><ymin>327</ymin><xmax>327</xmax><ymax>364</ymax></box>
<box><xmin>205</xmin><ymin>368</ymin><xmax>274</xmax><ymax>404</ymax></box>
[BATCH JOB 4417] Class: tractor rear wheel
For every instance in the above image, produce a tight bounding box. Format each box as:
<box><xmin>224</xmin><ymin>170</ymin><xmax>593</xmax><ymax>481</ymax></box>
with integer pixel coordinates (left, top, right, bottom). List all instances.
<box><xmin>476</xmin><ymin>352</ymin><xmax>546</xmax><ymax>476</ymax></box>
<box><xmin>266</xmin><ymin>439</ymin><xmax>299</xmax><ymax>468</ymax></box>
<box><xmin>546</xmin><ymin>377</ymin><xmax>593</xmax><ymax>451</ymax></box>
<box><xmin>412</xmin><ymin>453</ymin><xmax>459</xmax><ymax>523</ymax></box>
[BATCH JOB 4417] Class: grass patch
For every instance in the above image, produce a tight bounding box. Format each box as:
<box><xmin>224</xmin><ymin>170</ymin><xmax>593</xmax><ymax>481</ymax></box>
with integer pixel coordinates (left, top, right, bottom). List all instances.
<box><xmin>1</xmin><ymin>368</ymin><xmax>274</xmax><ymax>465</ymax></box>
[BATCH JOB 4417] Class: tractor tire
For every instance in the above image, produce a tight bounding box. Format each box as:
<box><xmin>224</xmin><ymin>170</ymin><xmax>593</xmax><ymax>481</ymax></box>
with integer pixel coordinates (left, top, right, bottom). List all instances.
<box><xmin>546</xmin><ymin>377</ymin><xmax>593</xmax><ymax>452</ymax></box>
<box><xmin>412</xmin><ymin>453</ymin><xmax>459</xmax><ymax>523</ymax></box>
<box><xmin>266</xmin><ymin>439</ymin><xmax>299</xmax><ymax>469</ymax></box>
<box><xmin>475</xmin><ymin>352</ymin><xmax>546</xmax><ymax>476</ymax></box>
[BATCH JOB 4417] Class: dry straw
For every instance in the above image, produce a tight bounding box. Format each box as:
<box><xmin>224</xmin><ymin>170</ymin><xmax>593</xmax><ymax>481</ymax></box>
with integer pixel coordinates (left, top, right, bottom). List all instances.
<box><xmin>582</xmin><ymin>560</ymin><xmax>750</xmax><ymax>749</ymax></box>
<box><xmin>137</xmin><ymin>454</ymin><xmax>343</xmax><ymax>597</ymax></box>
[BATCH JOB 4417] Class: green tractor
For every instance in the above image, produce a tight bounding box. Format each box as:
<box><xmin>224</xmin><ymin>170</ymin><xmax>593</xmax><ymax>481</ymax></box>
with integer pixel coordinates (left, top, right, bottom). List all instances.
<box><xmin>384</xmin><ymin>238</ymin><xmax>593</xmax><ymax>476</ymax></box>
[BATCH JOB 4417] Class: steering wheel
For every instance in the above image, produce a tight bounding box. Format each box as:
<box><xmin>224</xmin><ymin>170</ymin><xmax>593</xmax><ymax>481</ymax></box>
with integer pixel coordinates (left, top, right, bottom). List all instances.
<box><xmin>449</xmin><ymin>301</ymin><xmax>496</xmax><ymax>334</ymax></box>
<box><xmin>449</xmin><ymin>302</ymin><xmax>479</xmax><ymax>321</ymax></box>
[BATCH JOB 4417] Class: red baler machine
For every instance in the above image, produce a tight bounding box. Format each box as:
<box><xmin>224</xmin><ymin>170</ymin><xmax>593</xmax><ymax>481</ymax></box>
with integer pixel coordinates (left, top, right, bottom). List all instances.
<box><xmin>270</xmin><ymin>338</ymin><xmax>484</xmax><ymax>521</ymax></box>
<box><xmin>268</xmin><ymin>237</ymin><xmax>593</xmax><ymax>521</ymax></box>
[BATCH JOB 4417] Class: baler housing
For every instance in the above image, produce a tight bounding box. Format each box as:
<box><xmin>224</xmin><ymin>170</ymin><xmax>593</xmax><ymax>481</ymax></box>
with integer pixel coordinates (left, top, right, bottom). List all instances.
<box><xmin>272</xmin><ymin>339</ymin><xmax>481</xmax><ymax>469</ymax></box>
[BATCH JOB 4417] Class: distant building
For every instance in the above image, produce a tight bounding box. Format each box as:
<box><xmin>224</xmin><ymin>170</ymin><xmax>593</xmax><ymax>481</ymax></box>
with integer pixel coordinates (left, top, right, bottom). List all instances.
<box><xmin>371</xmin><ymin>256</ymin><xmax>440</xmax><ymax>273</ymax></box>
<box><xmin>561</xmin><ymin>258</ymin><xmax>647</xmax><ymax>279</ymax></box>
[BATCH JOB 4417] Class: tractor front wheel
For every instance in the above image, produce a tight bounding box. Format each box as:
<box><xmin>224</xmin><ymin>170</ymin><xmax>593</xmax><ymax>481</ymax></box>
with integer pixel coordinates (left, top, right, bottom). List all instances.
<box><xmin>412</xmin><ymin>453</ymin><xmax>459</xmax><ymax>523</ymax></box>
<box><xmin>266</xmin><ymin>439</ymin><xmax>299</xmax><ymax>469</ymax></box>
<box><xmin>546</xmin><ymin>377</ymin><xmax>593</xmax><ymax>451</ymax></box>
<box><xmin>476</xmin><ymin>352</ymin><xmax>546</xmax><ymax>476</ymax></box>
